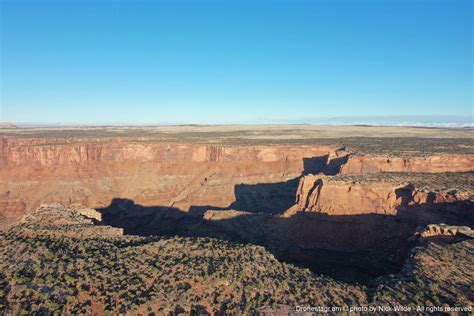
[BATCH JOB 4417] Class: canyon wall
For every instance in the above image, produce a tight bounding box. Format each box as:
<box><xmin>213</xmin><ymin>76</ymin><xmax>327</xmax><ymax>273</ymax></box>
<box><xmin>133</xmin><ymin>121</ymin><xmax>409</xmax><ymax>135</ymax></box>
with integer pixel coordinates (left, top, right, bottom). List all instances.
<box><xmin>1</xmin><ymin>136</ymin><xmax>473</xmax><ymax>227</ymax></box>
<box><xmin>0</xmin><ymin>137</ymin><xmax>337</xmax><ymax>166</ymax></box>
<box><xmin>340</xmin><ymin>154</ymin><xmax>473</xmax><ymax>174</ymax></box>
<box><xmin>0</xmin><ymin>137</ymin><xmax>338</xmax><ymax>226</ymax></box>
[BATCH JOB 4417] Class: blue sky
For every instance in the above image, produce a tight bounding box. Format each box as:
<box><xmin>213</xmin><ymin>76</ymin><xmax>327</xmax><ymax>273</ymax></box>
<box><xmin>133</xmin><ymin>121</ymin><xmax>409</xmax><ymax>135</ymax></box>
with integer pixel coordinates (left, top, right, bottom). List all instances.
<box><xmin>1</xmin><ymin>0</ymin><xmax>472</xmax><ymax>125</ymax></box>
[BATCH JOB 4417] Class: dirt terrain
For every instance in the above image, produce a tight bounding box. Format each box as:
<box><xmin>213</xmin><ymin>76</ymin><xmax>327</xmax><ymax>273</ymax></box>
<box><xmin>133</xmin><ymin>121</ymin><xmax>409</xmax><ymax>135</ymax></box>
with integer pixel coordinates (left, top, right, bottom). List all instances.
<box><xmin>0</xmin><ymin>125</ymin><xmax>473</xmax><ymax>313</ymax></box>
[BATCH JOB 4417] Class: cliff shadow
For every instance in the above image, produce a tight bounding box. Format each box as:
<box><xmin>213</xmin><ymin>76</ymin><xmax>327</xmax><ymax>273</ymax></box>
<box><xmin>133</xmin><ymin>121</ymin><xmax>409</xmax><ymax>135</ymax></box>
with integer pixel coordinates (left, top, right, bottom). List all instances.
<box><xmin>97</xmin><ymin>198</ymin><xmax>203</xmax><ymax>236</ymax></box>
<box><xmin>228</xmin><ymin>154</ymin><xmax>349</xmax><ymax>214</ymax></box>
<box><xmin>322</xmin><ymin>154</ymin><xmax>349</xmax><ymax>175</ymax></box>
<box><xmin>302</xmin><ymin>156</ymin><xmax>329</xmax><ymax>175</ymax></box>
<box><xmin>96</xmin><ymin>197</ymin><xmax>474</xmax><ymax>284</ymax></box>
<box><xmin>303</xmin><ymin>154</ymin><xmax>349</xmax><ymax>176</ymax></box>
<box><xmin>228</xmin><ymin>178</ymin><xmax>300</xmax><ymax>214</ymax></box>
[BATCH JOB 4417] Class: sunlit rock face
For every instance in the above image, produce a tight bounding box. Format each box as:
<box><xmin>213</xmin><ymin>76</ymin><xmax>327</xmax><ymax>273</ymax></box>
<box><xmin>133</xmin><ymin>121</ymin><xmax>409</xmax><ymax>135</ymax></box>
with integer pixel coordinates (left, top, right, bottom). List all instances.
<box><xmin>285</xmin><ymin>173</ymin><xmax>473</xmax><ymax>216</ymax></box>
<box><xmin>0</xmin><ymin>136</ymin><xmax>341</xmax><ymax>226</ymax></box>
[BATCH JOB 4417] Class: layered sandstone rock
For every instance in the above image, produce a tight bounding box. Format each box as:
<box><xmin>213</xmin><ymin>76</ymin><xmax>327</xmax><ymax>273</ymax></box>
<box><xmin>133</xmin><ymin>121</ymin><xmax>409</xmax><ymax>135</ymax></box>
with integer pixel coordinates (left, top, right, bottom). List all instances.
<box><xmin>0</xmin><ymin>137</ymin><xmax>337</xmax><ymax>166</ymax></box>
<box><xmin>0</xmin><ymin>137</ymin><xmax>340</xmax><ymax>226</ymax></box>
<box><xmin>284</xmin><ymin>175</ymin><xmax>402</xmax><ymax>216</ymax></box>
<box><xmin>284</xmin><ymin>173</ymin><xmax>473</xmax><ymax>216</ymax></box>
<box><xmin>340</xmin><ymin>154</ymin><xmax>473</xmax><ymax>174</ymax></box>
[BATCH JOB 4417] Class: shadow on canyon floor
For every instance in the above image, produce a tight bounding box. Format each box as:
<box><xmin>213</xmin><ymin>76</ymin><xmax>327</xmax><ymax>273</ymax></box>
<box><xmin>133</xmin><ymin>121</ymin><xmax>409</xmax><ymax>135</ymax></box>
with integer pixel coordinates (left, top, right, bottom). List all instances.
<box><xmin>228</xmin><ymin>178</ymin><xmax>300</xmax><ymax>214</ymax></box>
<box><xmin>97</xmin><ymin>197</ymin><xmax>474</xmax><ymax>285</ymax></box>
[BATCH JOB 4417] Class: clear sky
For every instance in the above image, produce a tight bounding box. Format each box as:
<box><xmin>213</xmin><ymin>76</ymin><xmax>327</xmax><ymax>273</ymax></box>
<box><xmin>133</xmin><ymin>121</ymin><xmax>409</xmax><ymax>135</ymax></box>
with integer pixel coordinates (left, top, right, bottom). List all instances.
<box><xmin>1</xmin><ymin>0</ymin><xmax>472</xmax><ymax>125</ymax></box>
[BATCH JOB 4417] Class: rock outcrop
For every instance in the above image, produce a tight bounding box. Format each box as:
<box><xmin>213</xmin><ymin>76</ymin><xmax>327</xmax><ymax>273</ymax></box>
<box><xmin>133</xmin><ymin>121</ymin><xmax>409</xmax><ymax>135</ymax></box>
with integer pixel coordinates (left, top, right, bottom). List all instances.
<box><xmin>18</xmin><ymin>204</ymin><xmax>123</xmax><ymax>238</ymax></box>
<box><xmin>203</xmin><ymin>209</ymin><xmax>252</xmax><ymax>220</ymax></box>
<box><xmin>418</xmin><ymin>223</ymin><xmax>474</xmax><ymax>239</ymax></box>
<box><xmin>284</xmin><ymin>172</ymin><xmax>473</xmax><ymax>216</ymax></box>
<box><xmin>78</xmin><ymin>208</ymin><xmax>102</xmax><ymax>222</ymax></box>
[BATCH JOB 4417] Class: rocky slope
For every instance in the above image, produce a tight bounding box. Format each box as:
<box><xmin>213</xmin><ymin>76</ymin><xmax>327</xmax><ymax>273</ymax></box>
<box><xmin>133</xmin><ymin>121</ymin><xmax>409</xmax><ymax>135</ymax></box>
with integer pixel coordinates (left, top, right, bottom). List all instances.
<box><xmin>0</xmin><ymin>205</ymin><xmax>366</xmax><ymax>315</ymax></box>
<box><xmin>1</xmin><ymin>204</ymin><xmax>472</xmax><ymax>315</ymax></box>
<box><xmin>372</xmin><ymin>239</ymin><xmax>473</xmax><ymax>312</ymax></box>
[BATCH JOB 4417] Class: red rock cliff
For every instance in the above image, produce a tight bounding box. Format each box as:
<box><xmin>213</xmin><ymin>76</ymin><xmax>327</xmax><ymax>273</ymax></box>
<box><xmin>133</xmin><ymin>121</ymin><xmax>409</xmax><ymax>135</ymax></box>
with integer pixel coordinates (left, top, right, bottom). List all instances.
<box><xmin>284</xmin><ymin>174</ymin><xmax>472</xmax><ymax>216</ymax></box>
<box><xmin>0</xmin><ymin>137</ymin><xmax>338</xmax><ymax>226</ymax></box>
<box><xmin>340</xmin><ymin>154</ymin><xmax>473</xmax><ymax>174</ymax></box>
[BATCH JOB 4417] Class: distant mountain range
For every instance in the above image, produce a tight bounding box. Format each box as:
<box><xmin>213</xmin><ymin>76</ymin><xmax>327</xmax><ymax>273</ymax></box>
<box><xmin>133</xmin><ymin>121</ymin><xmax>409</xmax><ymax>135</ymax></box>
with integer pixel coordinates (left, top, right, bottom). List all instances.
<box><xmin>263</xmin><ymin>115</ymin><xmax>473</xmax><ymax>128</ymax></box>
<box><xmin>2</xmin><ymin>115</ymin><xmax>472</xmax><ymax>128</ymax></box>
<box><xmin>0</xmin><ymin>123</ymin><xmax>17</xmax><ymax>129</ymax></box>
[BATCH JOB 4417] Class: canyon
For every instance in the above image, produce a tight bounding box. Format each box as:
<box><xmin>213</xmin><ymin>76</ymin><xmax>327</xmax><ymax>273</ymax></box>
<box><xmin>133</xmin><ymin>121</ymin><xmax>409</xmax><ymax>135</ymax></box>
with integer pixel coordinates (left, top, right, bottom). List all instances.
<box><xmin>0</xmin><ymin>137</ymin><xmax>342</xmax><ymax>225</ymax></box>
<box><xmin>1</xmin><ymin>133</ymin><xmax>472</xmax><ymax>226</ymax></box>
<box><xmin>1</xmin><ymin>126</ymin><xmax>472</xmax><ymax>285</ymax></box>
<box><xmin>0</xmin><ymin>125</ymin><xmax>473</xmax><ymax>313</ymax></box>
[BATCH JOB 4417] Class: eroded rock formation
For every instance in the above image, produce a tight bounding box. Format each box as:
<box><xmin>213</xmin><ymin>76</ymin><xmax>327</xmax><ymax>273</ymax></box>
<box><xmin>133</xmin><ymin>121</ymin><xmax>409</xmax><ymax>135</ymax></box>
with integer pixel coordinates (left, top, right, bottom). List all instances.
<box><xmin>284</xmin><ymin>173</ymin><xmax>473</xmax><ymax>217</ymax></box>
<box><xmin>418</xmin><ymin>223</ymin><xmax>474</xmax><ymax>239</ymax></box>
<box><xmin>78</xmin><ymin>207</ymin><xmax>102</xmax><ymax>222</ymax></box>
